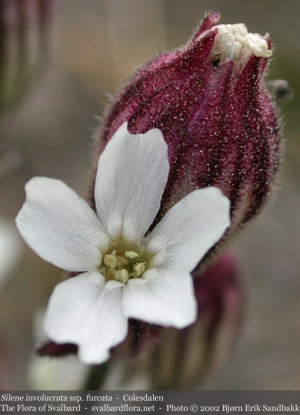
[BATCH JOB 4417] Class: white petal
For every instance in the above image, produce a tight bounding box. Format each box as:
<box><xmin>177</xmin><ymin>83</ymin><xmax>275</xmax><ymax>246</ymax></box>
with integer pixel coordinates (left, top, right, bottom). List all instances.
<box><xmin>212</xmin><ymin>24</ymin><xmax>272</xmax><ymax>64</ymax></box>
<box><xmin>16</xmin><ymin>178</ymin><xmax>108</xmax><ymax>272</ymax></box>
<box><xmin>145</xmin><ymin>187</ymin><xmax>230</xmax><ymax>273</ymax></box>
<box><xmin>94</xmin><ymin>123</ymin><xmax>169</xmax><ymax>242</ymax></box>
<box><xmin>44</xmin><ymin>272</ymin><xmax>128</xmax><ymax>365</ymax></box>
<box><xmin>246</xmin><ymin>33</ymin><xmax>272</xmax><ymax>58</ymax></box>
<box><xmin>123</xmin><ymin>268</ymin><xmax>197</xmax><ymax>328</ymax></box>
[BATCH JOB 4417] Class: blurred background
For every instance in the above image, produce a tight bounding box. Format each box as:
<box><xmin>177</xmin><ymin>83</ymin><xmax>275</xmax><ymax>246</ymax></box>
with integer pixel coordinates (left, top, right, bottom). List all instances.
<box><xmin>0</xmin><ymin>0</ymin><xmax>299</xmax><ymax>390</ymax></box>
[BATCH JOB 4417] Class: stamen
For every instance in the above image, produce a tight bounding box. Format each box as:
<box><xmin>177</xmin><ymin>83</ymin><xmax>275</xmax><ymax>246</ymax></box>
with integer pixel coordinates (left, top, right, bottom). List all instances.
<box><xmin>115</xmin><ymin>269</ymin><xmax>129</xmax><ymax>284</ymax></box>
<box><xmin>104</xmin><ymin>251</ymin><xmax>117</xmax><ymax>268</ymax></box>
<box><xmin>100</xmin><ymin>247</ymin><xmax>147</xmax><ymax>283</ymax></box>
<box><xmin>125</xmin><ymin>251</ymin><xmax>139</xmax><ymax>259</ymax></box>
<box><xmin>134</xmin><ymin>262</ymin><xmax>146</xmax><ymax>277</ymax></box>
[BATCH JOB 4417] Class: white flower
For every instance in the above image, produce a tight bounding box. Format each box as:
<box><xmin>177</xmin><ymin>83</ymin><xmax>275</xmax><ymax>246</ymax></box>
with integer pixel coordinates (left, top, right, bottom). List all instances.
<box><xmin>209</xmin><ymin>23</ymin><xmax>272</xmax><ymax>66</ymax></box>
<box><xmin>16</xmin><ymin>123</ymin><xmax>230</xmax><ymax>364</ymax></box>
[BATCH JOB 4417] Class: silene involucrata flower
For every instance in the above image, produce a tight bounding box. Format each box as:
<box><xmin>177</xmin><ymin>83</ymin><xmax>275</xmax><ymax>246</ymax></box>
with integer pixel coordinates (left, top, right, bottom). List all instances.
<box><xmin>16</xmin><ymin>123</ymin><xmax>230</xmax><ymax>364</ymax></box>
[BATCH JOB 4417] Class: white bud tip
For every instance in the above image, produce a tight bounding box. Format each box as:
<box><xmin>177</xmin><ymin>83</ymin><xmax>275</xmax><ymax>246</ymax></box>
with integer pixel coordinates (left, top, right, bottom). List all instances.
<box><xmin>211</xmin><ymin>23</ymin><xmax>272</xmax><ymax>65</ymax></box>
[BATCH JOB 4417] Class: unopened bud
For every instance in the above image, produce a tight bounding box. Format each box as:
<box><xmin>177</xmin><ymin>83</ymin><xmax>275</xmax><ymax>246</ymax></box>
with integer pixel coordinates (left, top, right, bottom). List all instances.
<box><xmin>93</xmin><ymin>13</ymin><xmax>282</xmax><ymax>269</ymax></box>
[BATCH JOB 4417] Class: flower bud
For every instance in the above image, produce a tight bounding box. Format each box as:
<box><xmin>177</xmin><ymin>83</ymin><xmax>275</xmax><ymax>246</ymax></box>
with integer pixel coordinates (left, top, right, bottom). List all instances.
<box><xmin>0</xmin><ymin>0</ymin><xmax>55</xmax><ymax>110</ymax></box>
<box><xmin>147</xmin><ymin>252</ymin><xmax>244</xmax><ymax>388</ymax></box>
<box><xmin>93</xmin><ymin>13</ymin><xmax>281</xmax><ymax>267</ymax></box>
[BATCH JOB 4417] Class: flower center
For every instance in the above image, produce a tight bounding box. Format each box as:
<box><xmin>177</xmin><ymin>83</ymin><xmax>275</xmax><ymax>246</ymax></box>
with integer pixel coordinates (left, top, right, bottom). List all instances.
<box><xmin>99</xmin><ymin>246</ymin><xmax>147</xmax><ymax>284</ymax></box>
